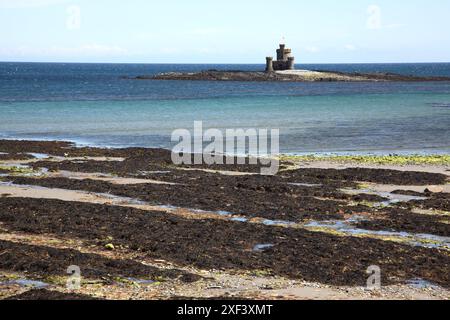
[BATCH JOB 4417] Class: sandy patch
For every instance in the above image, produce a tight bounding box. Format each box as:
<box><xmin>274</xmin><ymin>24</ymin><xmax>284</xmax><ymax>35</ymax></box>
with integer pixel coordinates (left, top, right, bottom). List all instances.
<box><xmin>275</xmin><ymin>70</ymin><xmax>369</xmax><ymax>81</ymax></box>
<box><xmin>364</xmin><ymin>182</ymin><xmax>450</xmax><ymax>194</ymax></box>
<box><xmin>291</xmin><ymin>161</ymin><xmax>450</xmax><ymax>176</ymax></box>
<box><xmin>178</xmin><ymin>167</ymin><xmax>258</xmax><ymax>176</ymax></box>
<box><xmin>48</xmin><ymin>170</ymin><xmax>177</xmax><ymax>186</ymax></box>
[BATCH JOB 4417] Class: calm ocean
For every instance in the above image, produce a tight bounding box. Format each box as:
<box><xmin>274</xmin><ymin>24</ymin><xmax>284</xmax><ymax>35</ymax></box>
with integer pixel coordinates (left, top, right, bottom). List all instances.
<box><xmin>0</xmin><ymin>62</ymin><xmax>449</xmax><ymax>154</ymax></box>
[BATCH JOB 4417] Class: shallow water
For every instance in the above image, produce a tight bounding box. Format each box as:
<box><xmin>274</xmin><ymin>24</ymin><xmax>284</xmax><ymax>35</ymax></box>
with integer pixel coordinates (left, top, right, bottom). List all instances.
<box><xmin>230</xmin><ymin>217</ymin><xmax>249</xmax><ymax>223</ymax></box>
<box><xmin>1</xmin><ymin>62</ymin><xmax>449</xmax><ymax>154</ymax></box>
<box><xmin>0</xmin><ymin>163</ymin><xmax>48</xmax><ymax>177</ymax></box>
<box><xmin>406</xmin><ymin>278</ymin><xmax>441</xmax><ymax>289</ymax></box>
<box><xmin>135</xmin><ymin>170</ymin><xmax>172</xmax><ymax>176</ymax></box>
<box><xmin>262</xmin><ymin>219</ymin><xmax>297</xmax><ymax>227</ymax></box>
<box><xmin>253</xmin><ymin>244</ymin><xmax>275</xmax><ymax>252</ymax></box>
<box><xmin>0</xmin><ymin>279</ymin><xmax>49</xmax><ymax>289</ymax></box>
<box><xmin>305</xmin><ymin>217</ymin><xmax>450</xmax><ymax>250</ymax></box>
<box><xmin>125</xmin><ymin>278</ymin><xmax>155</xmax><ymax>285</ymax></box>
<box><xmin>288</xmin><ymin>183</ymin><xmax>323</xmax><ymax>188</ymax></box>
<box><xmin>341</xmin><ymin>188</ymin><xmax>428</xmax><ymax>206</ymax></box>
<box><xmin>97</xmin><ymin>192</ymin><xmax>149</xmax><ymax>206</ymax></box>
<box><xmin>27</xmin><ymin>153</ymin><xmax>51</xmax><ymax>159</ymax></box>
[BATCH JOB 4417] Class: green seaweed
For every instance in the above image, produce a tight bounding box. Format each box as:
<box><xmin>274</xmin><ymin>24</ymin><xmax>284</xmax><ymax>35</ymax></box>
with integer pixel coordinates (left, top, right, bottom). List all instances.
<box><xmin>104</xmin><ymin>243</ymin><xmax>115</xmax><ymax>250</ymax></box>
<box><xmin>0</xmin><ymin>165</ymin><xmax>43</xmax><ymax>177</ymax></box>
<box><xmin>0</xmin><ymin>165</ymin><xmax>34</xmax><ymax>174</ymax></box>
<box><xmin>250</xmin><ymin>269</ymin><xmax>273</xmax><ymax>277</ymax></box>
<box><xmin>0</xmin><ymin>273</ymin><xmax>23</xmax><ymax>281</ymax></box>
<box><xmin>113</xmin><ymin>277</ymin><xmax>139</xmax><ymax>287</ymax></box>
<box><xmin>279</xmin><ymin>154</ymin><xmax>450</xmax><ymax>166</ymax></box>
<box><xmin>43</xmin><ymin>275</ymin><xmax>67</xmax><ymax>286</ymax></box>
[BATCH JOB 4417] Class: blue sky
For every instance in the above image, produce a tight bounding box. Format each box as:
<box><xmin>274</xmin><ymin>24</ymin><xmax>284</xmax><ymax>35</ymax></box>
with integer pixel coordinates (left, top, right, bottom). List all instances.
<box><xmin>1</xmin><ymin>0</ymin><xmax>449</xmax><ymax>63</ymax></box>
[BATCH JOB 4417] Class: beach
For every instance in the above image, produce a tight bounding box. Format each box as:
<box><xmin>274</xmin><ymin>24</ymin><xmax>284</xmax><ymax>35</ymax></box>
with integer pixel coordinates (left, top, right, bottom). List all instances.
<box><xmin>0</xmin><ymin>139</ymin><xmax>449</xmax><ymax>300</ymax></box>
<box><xmin>1</xmin><ymin>62</ymin><xmax>449</xmax><ymax>301</ymax></box>
<box><xmin>3</xmin><ymin>0</ymin><xmax>450</xmax><ymax>309</ymax></box>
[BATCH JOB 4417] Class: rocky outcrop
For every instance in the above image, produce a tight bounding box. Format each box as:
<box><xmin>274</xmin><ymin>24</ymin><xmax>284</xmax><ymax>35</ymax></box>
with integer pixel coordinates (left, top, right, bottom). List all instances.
<box><xmin>131</xmin><ymin>70</ymin><xmax>450</xmax><ymax>82</ymax></box>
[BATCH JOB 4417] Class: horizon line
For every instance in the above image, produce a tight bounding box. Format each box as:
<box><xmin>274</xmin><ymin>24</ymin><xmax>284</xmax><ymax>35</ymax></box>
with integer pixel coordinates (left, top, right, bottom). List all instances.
<box><xmin>1</xmin><ymin>60</ymin><xmax>450</xmax><ymax>65</ymax></box>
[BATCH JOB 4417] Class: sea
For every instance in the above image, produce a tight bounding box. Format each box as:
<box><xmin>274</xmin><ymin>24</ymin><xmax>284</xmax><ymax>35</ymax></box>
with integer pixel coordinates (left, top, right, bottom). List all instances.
<box><xmin>0</xmin><ymin>62</ymin><xmax>449</xmax><ymax>155</ymax></box>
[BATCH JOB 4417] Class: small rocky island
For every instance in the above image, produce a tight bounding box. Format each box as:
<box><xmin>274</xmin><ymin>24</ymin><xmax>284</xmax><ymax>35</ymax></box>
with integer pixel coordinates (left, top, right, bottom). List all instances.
<box><xmin>134</xmin><ymin>44</ymin><xmax>450</xmax><ymax>82</ymax></box>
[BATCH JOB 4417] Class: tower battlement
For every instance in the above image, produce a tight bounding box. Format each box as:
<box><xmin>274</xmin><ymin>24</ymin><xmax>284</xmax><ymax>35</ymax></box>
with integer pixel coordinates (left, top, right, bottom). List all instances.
<box><xmin>266</xmin><ymin>44</ymin><xmax>296</xmax><ymax>72</ymax></box>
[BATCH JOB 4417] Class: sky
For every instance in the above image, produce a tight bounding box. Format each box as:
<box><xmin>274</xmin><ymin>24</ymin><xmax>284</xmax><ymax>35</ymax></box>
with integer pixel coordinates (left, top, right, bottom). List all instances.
<box><xmin>1</xmin><ymin>0</ymin><xmax>450</xmax><ymax>64</ymax></box>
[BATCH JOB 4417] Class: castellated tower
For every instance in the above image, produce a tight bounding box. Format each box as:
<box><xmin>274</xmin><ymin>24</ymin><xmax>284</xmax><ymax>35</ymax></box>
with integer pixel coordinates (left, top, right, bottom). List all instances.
<box><xmin>265</xmin><ymin>57</ymin><xmax>274</xmax><ymax>72</ymax></box>
<box><xmin>266</xmin><ymin>44</ymin><xmax>295</xmax><ymax>72</ymax></box>
<box><xmin>287</xmin><ymin>56</ymin><xmax>295</xmax><ymax>70</ymax></box>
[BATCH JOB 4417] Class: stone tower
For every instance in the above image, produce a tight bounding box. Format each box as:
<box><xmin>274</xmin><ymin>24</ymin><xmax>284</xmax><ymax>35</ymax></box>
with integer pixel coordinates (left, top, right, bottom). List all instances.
<box><xmin>265</xmin><ymin>57</ymin><xmax>274</xmax><ymax>72</ymax></box>
<box><xmin>266</xmin><ymin>44</ymin><xmax>295</xmax><ymax>72</ymax></box>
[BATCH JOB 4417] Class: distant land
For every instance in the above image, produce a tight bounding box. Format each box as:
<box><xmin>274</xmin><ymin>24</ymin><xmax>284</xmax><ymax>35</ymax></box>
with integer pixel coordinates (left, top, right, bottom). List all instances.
<box><xmin>131</xmin><ymin>69</ymin><xmax>450</xmax><ymax>82</ymax></box>
<box><xmin>130</xmin><ymin>44</ymin><xmax>450</xmax><ymax>82</ymax></box>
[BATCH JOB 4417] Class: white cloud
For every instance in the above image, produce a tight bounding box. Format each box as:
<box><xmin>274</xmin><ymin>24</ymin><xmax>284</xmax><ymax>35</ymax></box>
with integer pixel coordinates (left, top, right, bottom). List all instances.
<box><xmin>344</xmin><ymin>44</ymin><xmax>356</xmax><ymax>51</ymax></box>
<box><xmin>187</xmin><ymin>28</ymin><xmax>225</xmax><ymax>36</ymax></box>
<box><xmin>133</xmin><ymin>32</ymin><xmax>159</xmax><ymax>41</ymax></box>
<box><xmin>0</xmin><ymin>0</ymin><xmax>70</xmax><ymax>9</ymax></box>
<box><xmin>196</xmin><ymin>47</ymin><xmax>216</xmax><ymax>54</ymax></box>
<box><xmin>158</xmin><ymin>47</ymin><xmax>181</xmax><ymax>55</ymax></box>
<box><xmin>385</xmin><ymin>23</ymin><xmax>405</xmax><ymax>29</ymax></box>
<box><xmin>133</xmin><ymin>28</ymin><xmax>229</xmax><ymax>42</ymax></box>
<box><xmin>305</xmin><ymin>46</ymin><xmax>320</xmax><ymax>53</ymax></box>
<box><xmin>52</xmin><ymin>44</ymin><xmax>129</xmax><ymax>56</ymax></box>
<box><xmin>0</xmin><ymin>44</ymin><xmax>129</xmax><ymax>58</ymax></box>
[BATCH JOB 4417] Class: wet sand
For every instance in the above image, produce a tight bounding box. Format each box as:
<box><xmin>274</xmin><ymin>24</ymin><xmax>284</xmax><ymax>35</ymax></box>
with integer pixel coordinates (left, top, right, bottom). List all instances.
<box><xmin>0</xmin><ymin>140</ymin><xmax>449</xmax><ymax>300</ymax></box>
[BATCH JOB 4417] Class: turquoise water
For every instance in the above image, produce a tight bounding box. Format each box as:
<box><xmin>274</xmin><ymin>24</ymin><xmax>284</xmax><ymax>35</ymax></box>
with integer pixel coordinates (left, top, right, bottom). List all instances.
<box><xmin>1</xmin><ymin>63</ymin><xmax>449</xmax><ymax>154</ymax></box>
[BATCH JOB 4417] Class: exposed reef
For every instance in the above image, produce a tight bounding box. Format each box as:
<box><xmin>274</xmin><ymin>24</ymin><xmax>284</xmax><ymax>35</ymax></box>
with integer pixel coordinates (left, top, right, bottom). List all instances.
<box><xmin>1</xmin><ymin>139</ymin><xmax>449</xmax><ymax>300</ymax></box>
<box><xmin>131</xmin><ymin>69</ymin><xmax>450</xmax><ymax>82</ymax></box>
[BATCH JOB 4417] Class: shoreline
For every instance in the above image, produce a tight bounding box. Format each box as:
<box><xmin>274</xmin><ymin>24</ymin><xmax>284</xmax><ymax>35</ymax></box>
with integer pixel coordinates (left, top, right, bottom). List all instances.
<box><xmin>0</xmin><ymin>139</ymin><xmax>449</xmax><ymax>300</ymax></box>
<box><xmin>1</xmin><ymin>137</ymin><xmax>449</xmax><ymax>158</ymax></box>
